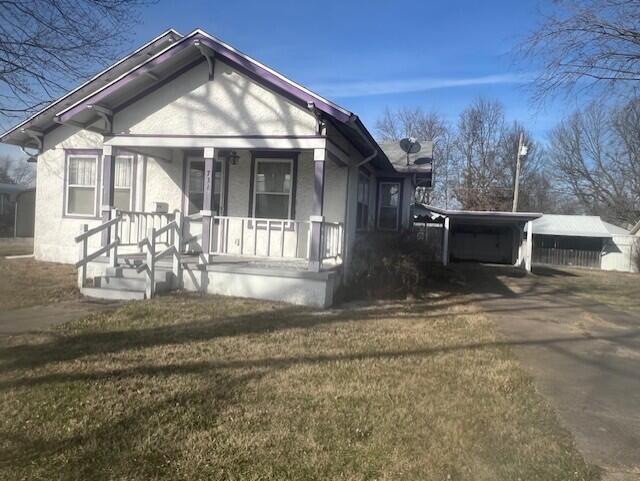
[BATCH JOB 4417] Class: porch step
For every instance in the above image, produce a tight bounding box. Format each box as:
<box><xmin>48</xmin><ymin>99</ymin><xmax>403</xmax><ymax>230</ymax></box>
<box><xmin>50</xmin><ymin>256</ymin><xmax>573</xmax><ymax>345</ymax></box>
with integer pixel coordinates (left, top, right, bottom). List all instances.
<box><xmin>95</xmin><ymin>275</ymin><xmax>172</xmax><ymax>293</ymax></box>
<box><xmin>81</xmin><ymin>266</ymin><xmax>177</xmax><ymax>301</ymax></box>
<box><xmin>80</xmin><ymin>287</ymin><xmax>145</xmax><ymax>301</ymax></box>
<box><xmin>105</xmin><ymin>266</ymin><xmax>173</xmax><ymax>282</ymax></box>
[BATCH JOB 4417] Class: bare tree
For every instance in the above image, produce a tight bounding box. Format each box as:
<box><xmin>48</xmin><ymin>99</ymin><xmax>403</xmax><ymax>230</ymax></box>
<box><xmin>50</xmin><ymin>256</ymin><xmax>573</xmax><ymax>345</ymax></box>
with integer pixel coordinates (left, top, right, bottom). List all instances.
<box><xmin>453</xmin><ymin>98</ymin><xmax>512</xmax><ymax>210</ymax></box>
<box><xmin>0</xmin><ymin>0</ymin><xmax>153</xmax><ymax>127</ymax></box>
<box><xmin>375</xmin><ymin>107</ymin><xmax>453</xmax><ymax>206</ymax></box>
<box><xmin>0</xmin><ymin>155</ymin><xmax>36</xmax><ymax>186</ymax></box>
<box><xmin>519</xmin><ymin>0</ymin><xmax>640</xmax><ymax>101</ymax></box>
<box><xmin>549</xmin><ymin>99</ymin><xmax>640</xmax><ymax>225</ymax></box>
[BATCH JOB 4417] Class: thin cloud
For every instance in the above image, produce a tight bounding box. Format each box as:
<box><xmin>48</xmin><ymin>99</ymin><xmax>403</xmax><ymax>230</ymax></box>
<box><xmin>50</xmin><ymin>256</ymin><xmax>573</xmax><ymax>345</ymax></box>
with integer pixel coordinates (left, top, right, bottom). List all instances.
<box><xmin>311</xmin><ymin>73</ymin><xmax>532</xmax><ymax>98</ymax></box>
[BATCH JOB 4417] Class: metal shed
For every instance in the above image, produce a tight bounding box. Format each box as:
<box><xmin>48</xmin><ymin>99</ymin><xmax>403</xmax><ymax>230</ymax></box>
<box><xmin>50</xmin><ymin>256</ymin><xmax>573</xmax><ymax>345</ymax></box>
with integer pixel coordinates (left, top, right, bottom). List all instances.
<box><xmin>529</xmin><ymin>214</ymin><xmax>636</xmax><ymax>271</ymax></box>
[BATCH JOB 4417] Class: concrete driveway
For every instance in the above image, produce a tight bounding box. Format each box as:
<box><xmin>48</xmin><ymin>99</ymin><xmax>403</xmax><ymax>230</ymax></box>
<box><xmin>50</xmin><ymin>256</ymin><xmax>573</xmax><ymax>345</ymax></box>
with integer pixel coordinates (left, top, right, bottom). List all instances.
<box><xmin>454</xmin><ymin>264</ymin><xmax>640</xmax><ymax>481</ymax></box>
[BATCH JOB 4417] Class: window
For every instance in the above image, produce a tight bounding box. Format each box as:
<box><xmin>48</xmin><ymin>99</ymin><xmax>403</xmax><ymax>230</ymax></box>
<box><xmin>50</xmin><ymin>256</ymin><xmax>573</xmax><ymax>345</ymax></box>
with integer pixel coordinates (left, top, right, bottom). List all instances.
<box><xmin>113</xmin><ymin>155</ymin><xmax>133</xmax><ymax>210</ymax></box>
<box><xmin>253</xmin><ymin>159</ymin><xmax>292</xmax><ymax>219</ymax></box>
<box><xmin>377</xmin><ymin>181</ymin><xmax>401</xmax><ymax>230</ymax></box>
<box><xmin>187</xmin><ymin>157</ymin><xmax>223</xmax><ymax>215</ymax></box>
<box><xmin>66</xmin><ymin>154</ymin><xmax>98</xmax><ymax>216</ymax></box>
<box><xmin>356</xmin><ymin>173</ymin><xmax>370</xmax><ymax>230</ymax></box>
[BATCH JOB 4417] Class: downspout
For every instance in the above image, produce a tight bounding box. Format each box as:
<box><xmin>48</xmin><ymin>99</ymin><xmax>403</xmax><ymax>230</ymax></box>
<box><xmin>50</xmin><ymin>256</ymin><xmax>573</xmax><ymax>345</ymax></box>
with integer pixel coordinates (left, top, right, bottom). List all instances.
<box><xmin>342</xmin><ymin>115</ymin><xmax>378</xmax><ymax>278</ymax></box>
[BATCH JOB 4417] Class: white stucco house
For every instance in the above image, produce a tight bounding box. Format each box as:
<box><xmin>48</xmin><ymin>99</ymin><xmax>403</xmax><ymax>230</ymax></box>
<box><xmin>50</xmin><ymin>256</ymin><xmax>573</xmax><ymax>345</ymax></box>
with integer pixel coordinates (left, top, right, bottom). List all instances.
<box><xmin>0</xmin><ymin>29</ymin><xmax>430</xmax><ymax>307</ymax></box>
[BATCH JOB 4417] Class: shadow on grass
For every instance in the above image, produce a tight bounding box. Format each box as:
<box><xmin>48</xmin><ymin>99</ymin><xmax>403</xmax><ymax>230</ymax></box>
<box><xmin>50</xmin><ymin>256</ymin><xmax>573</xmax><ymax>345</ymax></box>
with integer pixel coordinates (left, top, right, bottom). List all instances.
<box><xmin>0</xmin><ymin>263</ymin><xmax>614</xmax><ymax>375</ymax></box>
<box><xmin>0</xmin><ymin>262</ymin><xmax>632</xmax><ymax>479</ymax></box>
<box><xmin>0</xmin><ymin>371</ymin><xmax>259</xmax><ymax>480</ymax></box>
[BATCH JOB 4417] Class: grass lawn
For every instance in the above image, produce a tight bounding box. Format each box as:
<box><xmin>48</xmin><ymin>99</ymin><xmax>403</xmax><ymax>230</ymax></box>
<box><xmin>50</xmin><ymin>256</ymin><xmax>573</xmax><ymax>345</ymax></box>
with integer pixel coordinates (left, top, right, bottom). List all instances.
<box><xmin>0</xmin><ymin>258</ymin><xmax>79</xmax><ymax>310</ymax></box>
<box><xmin>0</xmin><ymin>292</ymin><xmax>599</xmax><ymax>481</ymax></box>
<box><xmin>533</xmin><ymin>266</ymin><xmax>640</xmax><ymax>317</ymax></box>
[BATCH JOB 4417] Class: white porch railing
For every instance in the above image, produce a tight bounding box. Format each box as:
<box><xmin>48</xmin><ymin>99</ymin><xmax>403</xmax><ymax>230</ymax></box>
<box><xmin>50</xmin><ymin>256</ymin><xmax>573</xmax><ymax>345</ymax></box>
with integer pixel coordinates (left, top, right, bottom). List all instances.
<box><xmin>136</xmin><ymin>212</ymin><xmax>183</xmax><ymax>298</ymax></box>
<box><xmin>320</xmin><ymin>221</ymin><xmax>344</xmax><ymax>263</ymax></box>
<box><xmin>75</xmin><ymin>210</ymin><xmax>343</xmax><ymax>297</ymax></box>
<box><xmin>116</xmin><ymin>210</ymin><xmax>175</xmax><ymax>246</ymax></box>
<box><xmin>209</xmin><ymin>215</ymin><xmax>344</xmax><ymax>268</ymax></box>
<box><xmin>211</xmin><ymin>216</ymin><xmax>311</xmax><ymax>260</ymax></box>
<box><xmin>75</xmin><ymin>213</ymin><xmax>120</xmax><ymax>288</ymax></box>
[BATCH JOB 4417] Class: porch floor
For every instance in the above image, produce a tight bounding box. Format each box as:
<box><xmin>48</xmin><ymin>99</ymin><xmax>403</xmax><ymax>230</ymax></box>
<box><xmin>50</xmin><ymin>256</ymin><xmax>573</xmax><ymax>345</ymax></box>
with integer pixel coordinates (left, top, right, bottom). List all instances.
<box><xmin>114</xmin><ymin>253</ymin><xmax>339</xmax><ymax>275</ymax></box>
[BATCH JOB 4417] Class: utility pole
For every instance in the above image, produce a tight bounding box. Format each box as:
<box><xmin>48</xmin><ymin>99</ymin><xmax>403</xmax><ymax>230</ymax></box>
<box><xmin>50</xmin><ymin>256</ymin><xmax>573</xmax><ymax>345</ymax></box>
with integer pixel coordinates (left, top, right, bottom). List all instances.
<box><xmin>512</xmin><ymin>131</ymin><xmax>524</xmax><ymax>212</ymax></box>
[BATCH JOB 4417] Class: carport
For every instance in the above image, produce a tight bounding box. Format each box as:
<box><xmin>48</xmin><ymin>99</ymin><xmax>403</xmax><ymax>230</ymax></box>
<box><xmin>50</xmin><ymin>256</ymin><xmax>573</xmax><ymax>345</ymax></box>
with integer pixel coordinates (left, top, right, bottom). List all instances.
<box><xmin>413</xmin><ymin>205</ymin><xmax>542</xmax><ymax>271</ymax></box>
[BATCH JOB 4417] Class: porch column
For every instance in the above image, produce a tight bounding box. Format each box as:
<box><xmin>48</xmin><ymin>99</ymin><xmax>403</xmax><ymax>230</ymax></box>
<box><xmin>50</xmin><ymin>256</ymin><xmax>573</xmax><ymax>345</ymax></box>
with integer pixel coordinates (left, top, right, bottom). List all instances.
<box><xmin>308</xmin><ymin>148</ymin><xmax>326</xmax><ymax>272</ymax></box>
<box><xmin>200</xmin><ymin>147</ymin><xmax>216</xmax><ymax>264</ymax></box>
<box><xmin>525</xmin><ymin>220</ymin><xmax>533</xmax><ymax>272</ymax></box>
<box><xmin>442</xmin><ymin>216</ymin><xmax>450</xmax><ymax>266</ymax></box>
<box><xmin>101</xmin><ymin>145</ymin><xmax>115</xmax><ymax>246</ymax></box>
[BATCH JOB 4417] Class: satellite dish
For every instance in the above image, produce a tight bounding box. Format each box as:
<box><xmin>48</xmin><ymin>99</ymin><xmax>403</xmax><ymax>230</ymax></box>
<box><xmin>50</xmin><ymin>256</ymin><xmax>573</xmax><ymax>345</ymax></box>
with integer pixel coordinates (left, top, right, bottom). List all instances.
<box><xmin>413</xmin><ymin>156</ymin><xmax>432</xmax><ymax>165</ymax></box>
<box><xmin>399</xmin><ymin>137</ymin><xmax>421</xmax><ymax>154</ymax></box>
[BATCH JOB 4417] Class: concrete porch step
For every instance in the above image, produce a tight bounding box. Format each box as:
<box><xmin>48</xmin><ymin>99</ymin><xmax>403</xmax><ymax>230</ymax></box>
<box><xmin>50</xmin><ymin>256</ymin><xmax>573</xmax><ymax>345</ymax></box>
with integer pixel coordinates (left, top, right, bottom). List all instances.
<box><xmin>105</xmin><ymin>266</ymin><xmax>173</xmax><ymax>282</ymax></box>
<box><xmin>80</xmin><ymin>287</ymin><xmax>146</xmax><ymax>301</ymax></box>
<box><xmin>95</xmin><ymin>275</ymin><xmax>172</xmax><ymax>293</ymax></box>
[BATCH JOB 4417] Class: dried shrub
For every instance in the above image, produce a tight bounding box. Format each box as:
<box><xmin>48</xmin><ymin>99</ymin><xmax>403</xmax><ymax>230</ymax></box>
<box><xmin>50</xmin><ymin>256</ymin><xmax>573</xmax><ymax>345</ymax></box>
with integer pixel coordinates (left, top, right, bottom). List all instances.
<box><xmin>342</xmin><ymin>230</ymin><xmax>442</xmax><ymax>300</ymax></box>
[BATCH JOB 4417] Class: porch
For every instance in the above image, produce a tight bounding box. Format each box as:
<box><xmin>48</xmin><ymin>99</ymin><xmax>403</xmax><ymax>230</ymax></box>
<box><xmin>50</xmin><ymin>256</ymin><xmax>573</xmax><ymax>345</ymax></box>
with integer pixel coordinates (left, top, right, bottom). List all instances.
<box><xmin>74</xmin><ymin>139</ymin><xmax>347</xmax><ymax>307</ymax></box>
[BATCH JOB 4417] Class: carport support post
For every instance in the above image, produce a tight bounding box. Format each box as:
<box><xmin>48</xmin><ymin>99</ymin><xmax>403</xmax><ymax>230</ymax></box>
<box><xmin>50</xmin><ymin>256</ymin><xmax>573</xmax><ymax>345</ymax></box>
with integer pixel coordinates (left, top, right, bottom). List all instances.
<box><xmin>525</xmin><ymin>220</ymin><xmax>533</xmax><ymax>272</ymax></box>
<box><xmin>442</xmin><ymin>216</ymin><xmax>450</xmax><ymax>266</ymax></box>
<box><xmin>101</xmin><ymin>145</ymin><xmax>115</xmax><ymax>246</ymax></box>
<box><xmin>200</xmin><ymin>147</ymin><xmax>216</xmax><ymax>264</ymax></box>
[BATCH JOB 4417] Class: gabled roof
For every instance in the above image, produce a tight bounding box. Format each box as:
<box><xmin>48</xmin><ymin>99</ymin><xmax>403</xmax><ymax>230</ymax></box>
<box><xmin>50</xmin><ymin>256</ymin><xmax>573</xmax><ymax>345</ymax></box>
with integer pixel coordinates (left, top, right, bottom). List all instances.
<box><xmin>1</xmin><ymin>28</ymin><xmax>395</xmax><ymax>172</ymax></box>
<box><xmin>0</xmin><ymin>29</ymin><xmax>182</xmax><ymax>146</ymax></box>
<box><xmin>631</xmin><ymin>220</ymin><xmax>640</xmax><ymax>235</ymax></box>
<box><xmin>0</xmin><ymin>183</ymin><xmax>31</xmax><ymax>195</ymax></box>
<box><xmin>531</xmin><ymin>214</ymin><xmax>629</xmax><ymax>238</ymax></box>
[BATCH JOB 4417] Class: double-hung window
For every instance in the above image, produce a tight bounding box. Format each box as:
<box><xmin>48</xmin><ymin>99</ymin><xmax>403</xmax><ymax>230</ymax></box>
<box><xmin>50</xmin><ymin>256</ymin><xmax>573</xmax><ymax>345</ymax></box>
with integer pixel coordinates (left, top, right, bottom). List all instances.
<box><xmin>187</xmin><ymin>157</ymin><xmax>223</xmax><ymax>215</ymax></box>
<box><xmin>113</xmin><ymin>155</ymin><xmax>134</xmax><ymax>211</ymax></box>
<box><xmin>66</xmin><ymin>154</ymin><xmax>99</xmax><ymax>216</ymax></box>
<box><xmin>377</xmin><ymin>181</ymin><xmax>401</xmax><ymax>231</ymax></box>
<box><xmin>356</xmin><ymin>173</ymin><xmax>370</xmax><ymax>230</ymax></box>
<box><xmin>253</xmin><ymin>159</ymin><xmax>292</xmax><ymax>219</ymax></box>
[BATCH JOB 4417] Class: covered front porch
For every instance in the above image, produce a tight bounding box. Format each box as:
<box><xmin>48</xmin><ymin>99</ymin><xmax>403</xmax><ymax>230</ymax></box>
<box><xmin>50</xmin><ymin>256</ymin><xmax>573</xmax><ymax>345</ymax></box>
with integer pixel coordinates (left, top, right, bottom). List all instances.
<box><xmin>75</xmin><ymin>136</ymin><xmax>349</xmax><ymax>306</ymax></box>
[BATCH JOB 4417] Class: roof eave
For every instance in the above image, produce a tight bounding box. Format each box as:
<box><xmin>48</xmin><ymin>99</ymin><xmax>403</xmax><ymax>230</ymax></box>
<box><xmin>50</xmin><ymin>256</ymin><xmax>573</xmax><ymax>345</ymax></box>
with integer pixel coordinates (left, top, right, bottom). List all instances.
<box><xmin>0</xmin><ymin>28</ymin><xmax>183</xmax><ymax>145</ymax></box>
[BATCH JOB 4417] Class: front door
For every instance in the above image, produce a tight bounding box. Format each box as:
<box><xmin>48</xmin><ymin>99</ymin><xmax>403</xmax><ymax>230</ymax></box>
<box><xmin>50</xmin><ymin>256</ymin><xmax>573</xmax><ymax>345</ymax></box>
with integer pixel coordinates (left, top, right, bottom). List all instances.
<box><xmin>183</xmin><ymin>154</ymin><xmax>225</xmax><ymax>253</ymax></box>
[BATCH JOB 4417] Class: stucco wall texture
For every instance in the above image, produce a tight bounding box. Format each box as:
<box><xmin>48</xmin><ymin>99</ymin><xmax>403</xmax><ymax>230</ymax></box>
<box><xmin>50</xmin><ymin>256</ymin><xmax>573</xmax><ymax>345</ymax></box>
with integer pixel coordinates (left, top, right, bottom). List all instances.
<box><xmin>113</xmin><ymin>61</ymin><xmax>317</xmax><ymax>137</ymax></box>
<box><xmin>32</xmin><ymin>56</ymin><xmax>408</xmax><ymax>269</ymax></box>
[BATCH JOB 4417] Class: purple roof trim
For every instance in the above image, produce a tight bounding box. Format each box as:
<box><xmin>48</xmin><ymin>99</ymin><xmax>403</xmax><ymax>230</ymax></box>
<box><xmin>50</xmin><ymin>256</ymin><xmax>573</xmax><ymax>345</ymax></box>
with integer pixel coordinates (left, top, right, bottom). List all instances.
<box><xmin>1</xmin><ymin>29</ymin><xmax>182</xmax><ymax>142</ymax></box>
<box><xmin>57</xmin><ymin>30</ymin><xmax>354</xmax><ymax>125</ymax></box>
<box><xmin>57</xmin><ymin>35</ymin><xmax>195</xmax><ymax>123</ymax></box>
<box><xmin>196</xmin><ymin>35</ymin><xmax>352</xmax><ymax>123</ymax></box>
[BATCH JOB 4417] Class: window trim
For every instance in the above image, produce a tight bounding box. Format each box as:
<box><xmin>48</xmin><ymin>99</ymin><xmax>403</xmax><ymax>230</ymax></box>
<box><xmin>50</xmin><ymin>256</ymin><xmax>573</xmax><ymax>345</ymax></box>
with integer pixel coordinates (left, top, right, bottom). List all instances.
<box><xmin>64</xmin><ymin>149</ymin><xmax>101</xmax><ymax>218</ymax></box>
<box><xmin>252</xmin><ymin>157</ymin><xmax>294</xmax><ymax>220</ymax></box>
<box><xmin>113</xmin><ymin>153</ymin><xmax>135</xmax><ymax>212</ymax></box>
<box><xmin>376</xmin><ymin>179</ymin><xmax>403</xmax><ymax>231</ymax></box>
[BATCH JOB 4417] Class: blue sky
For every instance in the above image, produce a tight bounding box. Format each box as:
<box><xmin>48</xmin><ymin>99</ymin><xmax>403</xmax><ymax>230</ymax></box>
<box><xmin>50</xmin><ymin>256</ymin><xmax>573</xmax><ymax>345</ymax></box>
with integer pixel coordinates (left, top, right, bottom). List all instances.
<box><xmin>3</xmin><ymin>0</ymin><xmax>574</xmax><ymax>158</ymax></box>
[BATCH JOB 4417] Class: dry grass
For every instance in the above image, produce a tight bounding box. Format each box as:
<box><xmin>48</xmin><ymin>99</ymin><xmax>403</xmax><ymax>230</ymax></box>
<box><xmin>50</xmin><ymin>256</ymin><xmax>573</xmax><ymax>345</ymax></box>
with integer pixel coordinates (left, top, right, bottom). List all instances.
<box><xmin>0</xmin><ymin>258</ymin><xmax>79</xmax><ymax>310</ymax></box>
<box><xmin>534</xmin><ymin>266</ymin><xmax>640</xmax><ymax>317</ymax></box>
<box><xmin>0</xmin><ymin>292</ymin><xmax>598</xmax><ymax>481</ymax></box>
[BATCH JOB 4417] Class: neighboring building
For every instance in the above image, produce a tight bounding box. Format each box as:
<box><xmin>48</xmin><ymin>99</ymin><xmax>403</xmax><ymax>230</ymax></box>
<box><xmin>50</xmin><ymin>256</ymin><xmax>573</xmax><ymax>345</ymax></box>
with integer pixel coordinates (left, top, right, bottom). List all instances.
<box><xmin>14</xmin><ymin>189</ymin><xmax>36</xmax><ymax>237</ymax></box>
<box><xmin>0</xmin><ymin>29</ymin><xmax>429</xmax><ymax>307</ymax></box>
<box><xmin>530</xmin><ymin>214</ymin><xmax>637</xmax><ymax>272</ymax></box>
<box><xmin>0</xmin><ymin>183</ymin><xmax>35</xmax><ymax>238</ymax></box>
